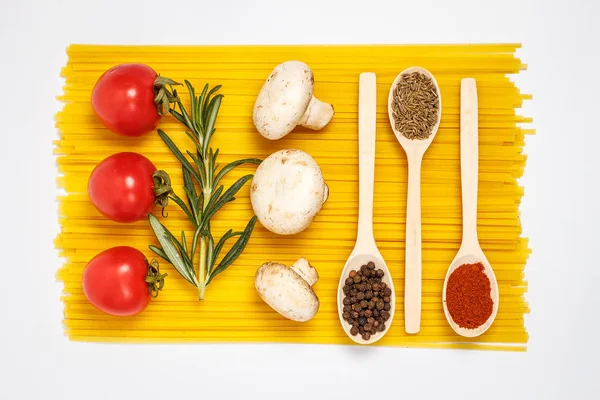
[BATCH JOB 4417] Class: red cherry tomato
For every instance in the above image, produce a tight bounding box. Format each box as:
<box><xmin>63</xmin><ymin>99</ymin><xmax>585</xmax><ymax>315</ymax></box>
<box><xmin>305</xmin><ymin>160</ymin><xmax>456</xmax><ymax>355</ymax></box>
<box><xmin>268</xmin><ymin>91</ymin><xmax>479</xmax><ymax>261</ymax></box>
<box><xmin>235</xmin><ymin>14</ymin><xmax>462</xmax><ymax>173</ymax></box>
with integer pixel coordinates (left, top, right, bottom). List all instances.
<box><xmin>83</xmin><ymin>246</ymin><xmax>151</xmax><ymax>316</ymax></box>
<box><xmin>88</xmin><ymin>152</ymin><xmax>158</xmax><ymax>223</ymax></box>
<box><xmin>92</xmin><ymin>63</ymin><xmax>160</xmax><ymax>136</ymax></box>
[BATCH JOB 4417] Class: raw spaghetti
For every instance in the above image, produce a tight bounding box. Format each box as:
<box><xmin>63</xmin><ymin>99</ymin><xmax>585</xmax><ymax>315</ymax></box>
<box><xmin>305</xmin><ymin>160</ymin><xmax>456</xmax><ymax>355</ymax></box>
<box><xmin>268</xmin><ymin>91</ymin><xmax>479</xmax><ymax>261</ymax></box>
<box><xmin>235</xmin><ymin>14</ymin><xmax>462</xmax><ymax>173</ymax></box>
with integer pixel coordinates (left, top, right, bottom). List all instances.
<box><xmin>55</xmin><ymin>44</ymin><xmax>532</xmax><ymax>351</ymax></box>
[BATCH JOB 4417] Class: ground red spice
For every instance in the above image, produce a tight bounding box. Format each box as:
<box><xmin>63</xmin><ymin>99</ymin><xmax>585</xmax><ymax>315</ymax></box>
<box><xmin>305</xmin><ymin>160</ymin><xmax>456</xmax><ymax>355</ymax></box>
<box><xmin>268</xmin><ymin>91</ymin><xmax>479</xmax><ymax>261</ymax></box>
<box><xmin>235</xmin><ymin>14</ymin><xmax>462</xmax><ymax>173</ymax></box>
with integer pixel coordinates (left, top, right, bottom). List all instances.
<box><xmin>445</xmin><ymin>262</ymin><xmax>493</xmax><ymax>329</ymax></box>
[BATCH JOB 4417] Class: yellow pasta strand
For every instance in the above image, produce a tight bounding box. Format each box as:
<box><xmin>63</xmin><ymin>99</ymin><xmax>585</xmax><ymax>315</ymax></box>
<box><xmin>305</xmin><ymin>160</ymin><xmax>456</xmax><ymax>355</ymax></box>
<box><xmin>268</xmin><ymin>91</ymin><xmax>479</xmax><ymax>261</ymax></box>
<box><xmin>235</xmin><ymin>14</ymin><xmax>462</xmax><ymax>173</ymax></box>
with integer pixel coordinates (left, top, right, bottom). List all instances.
<box><xmin>55</xmin><ymin>44</ymin><xmax>531</xmax><ymax>350</ymax></box>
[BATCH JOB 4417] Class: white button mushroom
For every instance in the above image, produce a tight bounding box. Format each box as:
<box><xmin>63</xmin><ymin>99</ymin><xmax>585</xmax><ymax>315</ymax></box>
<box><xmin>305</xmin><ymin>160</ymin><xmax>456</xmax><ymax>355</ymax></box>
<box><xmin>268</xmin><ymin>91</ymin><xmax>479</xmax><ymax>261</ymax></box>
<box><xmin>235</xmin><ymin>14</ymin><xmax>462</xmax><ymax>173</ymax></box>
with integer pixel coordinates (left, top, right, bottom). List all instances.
<box><xmin>254</xmin><ymin>258</ymin><xmax>320</xmax><ymax>322</ymax></box>
<box><xmin>250</xmin><ymin>149</ymin><xmax>328</xmax><ymax>235</ymax></box>
<box><xmin>253</xmin><ymin>61</ymin><xmax>335</xmax><ymax>140</ymax></box>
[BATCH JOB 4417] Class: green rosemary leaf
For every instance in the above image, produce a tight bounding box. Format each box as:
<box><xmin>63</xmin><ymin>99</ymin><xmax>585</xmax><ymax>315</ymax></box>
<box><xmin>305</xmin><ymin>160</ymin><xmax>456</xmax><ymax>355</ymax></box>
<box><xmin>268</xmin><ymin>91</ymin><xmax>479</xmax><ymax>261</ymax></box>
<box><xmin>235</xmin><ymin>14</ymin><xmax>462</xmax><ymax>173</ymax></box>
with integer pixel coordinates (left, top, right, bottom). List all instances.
<box><xmin>182</xmin><ymin>167</ymin><xmax>198</xmax><ymax>202</ymax></box>
<box><xmin>213</xmin><ymin>158</ymin><xmax>262</xmax><ymax>190</ymax></box>
<box><xmin>204</xmin><ymin>94</ymin><xmax>223</xmax><ymax>135</ymax></box>
<box><xmin>206</xmin><ymin>234</ymin><xmax>215</xmax><ymax>272</ymax></box>
<box><xmin>170</xmin><ymin>108</ymin><xmax>187</xmax><ymax>127</ymax></box>
<box><xmin>206</xmin><ymin>216</ymin><xmax>257</xmax><ymax>285</ymax></box>
<box><xmin>196</xmin><ymin>83</ymin><xmax>209</xmax><ymax>131</ymax></box>
<box><xmin>158</xmin><ymin>130</ymin><xmax>201</xmax><ymax>184</ymax></box>
<box><xmin>202</xmin><ymin>185</ymin><xmax>224</xmax><ymax>223</ymax></box>
<box><xmin>148</xmin><ymin>214</ymin><xmax>197</xmax><ymax>286</ymax></box>
<box><xmin>183</xmin><ymin>187</ymin><xmax>200</xmax><ymax>224</ymax></box>
<box><xmin>175</xmin><ymin>97</ymin><xmax>194</xmax><ymax>132</ymax></box>
<box><xmin>203</xmin><ymin>175</ymin><xmax>253</xmax><ymax>225</ymax></box>
<box><xmin>184</xmin><ymin>130</ymin><xmax>201</xmax><ymax>153</ymax></box>
<box><xmin>169</xmin><ymin>193</ymin><xmax>194</xmax><ymax>224</ymax></box>
<box><xmin>210</xmin><ymin>229</ymin><xmax>241</xmax><ymax>273</ymax></box>
<box><xmin>148</xmin><ymin>245</ymin><xmax>170</xmax><ymax>263</ymax></box>
<box><xmin>205</xmin><ymin>85</ymin><xmax>222</xmax><ymax>107</ymax></box>
<box><xmin>186</xmin><ymin>150</ymin><xmax>206</xmax><ymax>188</ymax></box>
<box><xmin>191</xmin><ymin>225</ymin><xmax>202</xmax><ymax>258</ymax></box>
<box><xmin>181</xmin><ymin>231</ymin><xmax>188</xmax><ymax>253</ymax></box>
<box><xmin>185</xmin><ymin>80</ymin><xmax>196</xmax><ymax>125</ymax></box>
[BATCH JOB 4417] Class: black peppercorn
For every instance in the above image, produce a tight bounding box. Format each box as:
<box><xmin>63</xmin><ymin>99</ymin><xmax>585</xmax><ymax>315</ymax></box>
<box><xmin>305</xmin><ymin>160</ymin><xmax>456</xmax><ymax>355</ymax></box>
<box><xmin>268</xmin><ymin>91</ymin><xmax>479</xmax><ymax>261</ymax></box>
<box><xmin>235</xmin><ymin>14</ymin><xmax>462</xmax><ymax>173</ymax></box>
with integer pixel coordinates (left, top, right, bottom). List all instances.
<box><xmin>341</xmin><ymin>260</ymin><xmax>392</xmax><ymax>341</ymax></box>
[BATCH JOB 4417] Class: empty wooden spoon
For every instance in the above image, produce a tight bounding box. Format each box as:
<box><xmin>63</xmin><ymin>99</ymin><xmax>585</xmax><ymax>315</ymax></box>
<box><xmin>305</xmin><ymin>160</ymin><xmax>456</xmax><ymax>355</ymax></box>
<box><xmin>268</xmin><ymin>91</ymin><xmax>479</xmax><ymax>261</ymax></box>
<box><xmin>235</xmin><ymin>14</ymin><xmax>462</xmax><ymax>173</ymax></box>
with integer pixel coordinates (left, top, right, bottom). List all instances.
<box><xmin>442</xmin><ymin>78</ymin><xmax>499</xmax><ymax>337</ymax></box>
<box><xmin>337</xmin><ymin>72</ymin><xmax>396</xmax><ymax>345</ymax></box>
<box><xmin>387</xmin><ymin>67</ymin><xmax>442</xmax><ymax>334</ymax></box>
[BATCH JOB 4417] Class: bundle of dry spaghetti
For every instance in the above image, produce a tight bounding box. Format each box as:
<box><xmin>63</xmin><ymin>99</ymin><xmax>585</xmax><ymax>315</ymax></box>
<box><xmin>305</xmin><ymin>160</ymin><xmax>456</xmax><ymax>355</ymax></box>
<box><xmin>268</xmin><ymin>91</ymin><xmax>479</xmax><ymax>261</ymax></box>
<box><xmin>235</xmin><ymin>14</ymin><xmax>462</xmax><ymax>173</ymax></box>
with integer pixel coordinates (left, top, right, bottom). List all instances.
<box><xmin>55</xmin><ymin>44</ymin><xmax>532</xmax><ymax>351</ymax></box>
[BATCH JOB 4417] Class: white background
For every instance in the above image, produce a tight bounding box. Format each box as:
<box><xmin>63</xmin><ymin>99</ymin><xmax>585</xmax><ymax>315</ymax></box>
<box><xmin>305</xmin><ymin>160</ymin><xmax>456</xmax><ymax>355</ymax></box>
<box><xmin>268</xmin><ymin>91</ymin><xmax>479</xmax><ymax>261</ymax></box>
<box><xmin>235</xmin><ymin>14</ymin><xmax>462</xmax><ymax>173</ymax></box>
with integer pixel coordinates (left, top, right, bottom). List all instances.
<box><xmin>1</xmin><ymin>0</ymin><xmax>598</xmax><ymax>398</ymax></box>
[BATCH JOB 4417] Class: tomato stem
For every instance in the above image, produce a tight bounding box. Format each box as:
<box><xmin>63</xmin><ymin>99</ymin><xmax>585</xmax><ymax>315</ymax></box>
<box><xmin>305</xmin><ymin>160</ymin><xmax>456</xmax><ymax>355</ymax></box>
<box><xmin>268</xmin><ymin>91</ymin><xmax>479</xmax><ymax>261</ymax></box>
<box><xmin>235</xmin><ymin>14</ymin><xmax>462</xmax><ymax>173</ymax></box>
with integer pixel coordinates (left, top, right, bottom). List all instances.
<box><xmin>145</xmin><ymin>259</ymin><xmax>167</xmax><ymax>298</ymax></box>
<box><xmin>154</xmin><ymin>76</ymin><xmax>182</xmax><ymax>116</ymax></box>
<box><xmin>152</xmin><ymin>170</ymin><xmax>173</xmax><ymax>215</ymax></box>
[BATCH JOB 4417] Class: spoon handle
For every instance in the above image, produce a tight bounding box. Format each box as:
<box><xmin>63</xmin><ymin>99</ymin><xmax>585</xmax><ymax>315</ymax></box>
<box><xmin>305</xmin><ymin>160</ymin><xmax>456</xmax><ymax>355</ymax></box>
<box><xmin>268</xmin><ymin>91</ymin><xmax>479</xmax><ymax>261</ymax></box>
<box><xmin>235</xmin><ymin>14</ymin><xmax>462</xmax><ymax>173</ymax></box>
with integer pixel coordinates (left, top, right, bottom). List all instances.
<box><xmin>404</xmin><ymin>150</ymin><xmax>423</xmax><ymax>334</ymax></box>
<box><xmin>356</xmin><ymin>73</ymin><xmax>377</xmax><ymax>248</ymax></box>
<box><xmin>460</xmin><ymin>78</ymin><xmax>480</xmax><ymax>250</ymax></box>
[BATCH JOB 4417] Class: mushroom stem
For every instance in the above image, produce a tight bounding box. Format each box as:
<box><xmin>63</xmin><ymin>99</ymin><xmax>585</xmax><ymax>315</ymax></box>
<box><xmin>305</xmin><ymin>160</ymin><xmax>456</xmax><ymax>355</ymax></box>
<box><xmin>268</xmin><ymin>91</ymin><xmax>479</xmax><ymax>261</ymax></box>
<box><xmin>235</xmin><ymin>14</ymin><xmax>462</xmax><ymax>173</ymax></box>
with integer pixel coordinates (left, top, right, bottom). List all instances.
<box><xmin>298</xmin><ymin>96</ymin><xmax>335</xmax><ymax>130</ymax></box>
<box><xmin>290</xmin><ymin>258</ymin><xmax>319</xmax><ymax>286</ymax></box>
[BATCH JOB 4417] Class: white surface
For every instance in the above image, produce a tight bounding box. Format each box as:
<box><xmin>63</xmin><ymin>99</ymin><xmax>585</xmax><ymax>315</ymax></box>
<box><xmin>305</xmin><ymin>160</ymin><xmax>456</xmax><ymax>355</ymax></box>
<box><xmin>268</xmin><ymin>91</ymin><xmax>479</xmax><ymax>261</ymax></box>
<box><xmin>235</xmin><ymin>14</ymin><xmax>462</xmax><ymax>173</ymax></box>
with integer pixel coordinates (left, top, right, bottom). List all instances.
<box><xmin>1</xmin><ymin>0</ymin><xmax>599</xmax><ymax>398</ymax></box>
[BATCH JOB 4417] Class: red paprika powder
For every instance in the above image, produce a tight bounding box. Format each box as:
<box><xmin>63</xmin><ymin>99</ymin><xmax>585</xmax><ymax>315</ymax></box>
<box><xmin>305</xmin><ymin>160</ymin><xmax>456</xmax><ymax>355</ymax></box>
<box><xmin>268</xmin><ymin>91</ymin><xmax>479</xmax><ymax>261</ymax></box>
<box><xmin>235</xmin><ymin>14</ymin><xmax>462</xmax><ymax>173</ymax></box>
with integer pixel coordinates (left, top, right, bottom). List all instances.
<box><xmin>445</xmin><ymin>262</ymin><xmax>493</xmax><ymax>329</ymax></box>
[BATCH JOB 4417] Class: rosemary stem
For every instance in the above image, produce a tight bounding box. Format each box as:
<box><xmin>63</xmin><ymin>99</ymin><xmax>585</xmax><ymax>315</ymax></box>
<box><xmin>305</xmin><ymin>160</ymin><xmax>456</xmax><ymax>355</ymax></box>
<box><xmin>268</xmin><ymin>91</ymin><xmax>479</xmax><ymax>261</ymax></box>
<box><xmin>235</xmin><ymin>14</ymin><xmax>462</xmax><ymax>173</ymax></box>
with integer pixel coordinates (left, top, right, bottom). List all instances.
<box><xmin>198</xmin><ymin>236</ymin><xmax>207</xmax><ymax>300</ymax></box>
<box><xmin>197</xmin><ymin>154</ymin><xmax>213</xmax><ymax>301</ymax></box>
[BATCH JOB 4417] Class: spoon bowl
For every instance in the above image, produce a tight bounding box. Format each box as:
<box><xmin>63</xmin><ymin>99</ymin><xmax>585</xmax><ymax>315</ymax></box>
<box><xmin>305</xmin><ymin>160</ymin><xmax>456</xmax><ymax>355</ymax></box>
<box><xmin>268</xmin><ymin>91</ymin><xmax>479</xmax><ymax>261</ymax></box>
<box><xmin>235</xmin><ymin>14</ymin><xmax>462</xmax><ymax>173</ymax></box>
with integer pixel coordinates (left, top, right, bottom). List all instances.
<box><xmin>387</xmin><ymin>66</ymin><xmax>442</xmax><ymax>334</ymax></box>
<box><xmin>442</xmin><ymin>78</ymin><xmax>499</xmax><ymax>337</ymax></box>
<box><xmin>337</xmin><ymin>72</ymin><xmax>395</xmax><ymax>344</ymax></box>
<box><xmin>388</xmin><ymin>66</ymin><xmax>442</xmax><ymax>151</ymax></box>
<box><xmin>338</xmin><ymin>251</ymin><xmax>396</xmax><ymax>345</ymax></box>
<box><xmin>442</xmin><ymin>251</ymin><xmax>499</xmax><ymax>337</ymax></box>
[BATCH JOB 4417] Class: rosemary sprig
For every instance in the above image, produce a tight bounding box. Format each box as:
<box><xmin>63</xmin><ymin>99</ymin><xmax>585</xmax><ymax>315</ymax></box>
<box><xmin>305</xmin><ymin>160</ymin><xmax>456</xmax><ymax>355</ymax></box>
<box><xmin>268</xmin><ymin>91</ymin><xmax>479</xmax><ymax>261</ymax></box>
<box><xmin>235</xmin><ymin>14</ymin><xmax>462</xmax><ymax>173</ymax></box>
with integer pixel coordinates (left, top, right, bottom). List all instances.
<box><xmin>148</xmin><ymin>80</ymin><xmax>261</xmax><ymax>300</ymax></box>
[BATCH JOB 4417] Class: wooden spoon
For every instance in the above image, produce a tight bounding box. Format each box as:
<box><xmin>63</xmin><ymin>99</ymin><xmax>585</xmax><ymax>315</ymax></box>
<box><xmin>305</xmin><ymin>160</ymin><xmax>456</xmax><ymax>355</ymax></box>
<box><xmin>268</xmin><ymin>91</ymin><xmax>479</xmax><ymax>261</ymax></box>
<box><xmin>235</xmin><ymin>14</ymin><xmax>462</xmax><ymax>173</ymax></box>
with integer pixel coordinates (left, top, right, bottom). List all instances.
<box><xmin>337</xmin><ymin>72</ymin><xmax>396</xmax><ymax>345</ymax></box>
<box><xmin>442</xmin><ymin>78</ymin><xmax>499</xmax><ymax>337</ymax></box>
<box><xmin>387</xmin><ymin>67</ymin><xmax>442</xmax><ymax>334</ymax></box>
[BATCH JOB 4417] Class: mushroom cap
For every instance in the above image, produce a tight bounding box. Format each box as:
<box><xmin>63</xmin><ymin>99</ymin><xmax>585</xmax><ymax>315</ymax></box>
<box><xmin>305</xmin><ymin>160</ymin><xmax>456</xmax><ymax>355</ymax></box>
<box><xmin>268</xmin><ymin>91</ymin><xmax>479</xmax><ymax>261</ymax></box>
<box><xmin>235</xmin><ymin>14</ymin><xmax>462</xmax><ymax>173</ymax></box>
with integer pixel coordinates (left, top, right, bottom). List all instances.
<box><xmin>250</xmin><ymin>149</ymin><xmax>328</xmax><ymax>235</ymax></box>
<box><xmin>255</xmin><ymin>262</ymin><xmax>320</xmax><ymax>322</ymax></box>
<box><xmin>253</xmin><ymin>61</ymin><xmax>314</xmax><ymax>140</ymax></box>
